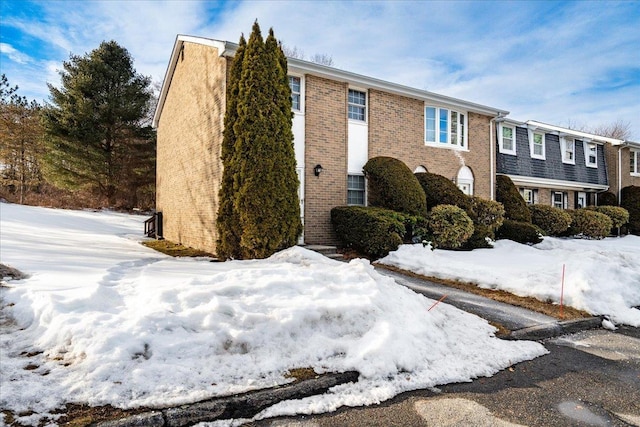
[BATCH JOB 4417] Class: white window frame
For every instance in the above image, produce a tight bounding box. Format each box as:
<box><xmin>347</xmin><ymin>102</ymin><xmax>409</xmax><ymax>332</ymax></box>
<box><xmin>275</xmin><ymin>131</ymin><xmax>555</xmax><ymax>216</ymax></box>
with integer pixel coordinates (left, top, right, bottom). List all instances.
<box><xmin>552</xmin><ymin>191</ymin><xmax>568</xmax><ymax>209</ymax></box>
<box><xmin>348</xmin><ymin>89</ymin><xmax>366</xmax><ymax>122</ymax></box>
<box><xmin>424</xmin><ymin>106</ymin><xmax>467</xmax><ymax>148</ymax></box>
<box><xmin>631</xmin><ymin>149</ymin><xmax>640</xmax><ymax>176</ymax></box>
<box><xmin>520</xmin><ymin>188</ymin><xmax>537</xmax><ymax>205</ymax></box>
<box><xmin>288</xmin><ymin>75</ymin><xmax>302</xmax><ymax>111</ymax></box>
<box><xmin>347</xmin><ymin>174</ymin><xmax>366</xmax><ymax>206</ymax></box>
<box><xmin>529</xmin><ymin>130</ymin><xmax>545</xmax><ymax>160</ymax></box>
<box><xmin>584</xmin><ymin>141</ymin><xmax>597</xmax><ymax>168</ymax></box>
<box><xmin>561</xmin><ymin>137</ymin><xmax>575</xmax><ymax>164</ymax></box>
<box><xmin>499</xmin><ymin>124</ymin><xmax>516</xmax><ymax>155</ymax></box>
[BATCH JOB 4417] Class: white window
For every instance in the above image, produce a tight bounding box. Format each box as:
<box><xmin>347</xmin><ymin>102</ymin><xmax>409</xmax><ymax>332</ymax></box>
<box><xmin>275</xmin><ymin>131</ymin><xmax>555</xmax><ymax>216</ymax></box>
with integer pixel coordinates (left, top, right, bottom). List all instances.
<box><xmin>289</xmin><ymin>76</ymin><xmax>301</xmax><ymax>111</ymax></box>
<box><xmin>552</xmin><ymin>191</ymin><xmax>568</xmax><ymax>209</ymax></box>
<box><xmin>561</xmin><ymin>137</ymin><xmax>575</xmax><ymax>164</ymax></box>
<box><xmin>347</xmin><ymin>174</ymin><xmax>365</xmax><ymax>205</ymax></box>
<box><xmin>631</xmin><ymin>150</ymin><xmax>640</xmax><ymax>176</ymax></box>
<box><xmin>520</xmin><ymin>188</ymin><xmax>538</xmax><ymax>205</ymax></box>
<box><xmin>425</xmin><ymin>106</ymin><xmax>466</xmax><ymax>147</ymax></box>
<box><xmin>530</xmin><ymin>131</ymin><xmax>545</xmax><ymax>159</ymax></box>
<box><xmin>348</xmin><ymin>89</ymin><xmax>366</xmax><ymax>121</ymax></box>
<box><xmin>584</xmin><ymin>141</ymin><xmax>597</xmax><ymax>167</ymax></box>
<box><xmin>499</xmin><ymin>125</ymin><xmax>516</xmax><ymax>155</ymax></box>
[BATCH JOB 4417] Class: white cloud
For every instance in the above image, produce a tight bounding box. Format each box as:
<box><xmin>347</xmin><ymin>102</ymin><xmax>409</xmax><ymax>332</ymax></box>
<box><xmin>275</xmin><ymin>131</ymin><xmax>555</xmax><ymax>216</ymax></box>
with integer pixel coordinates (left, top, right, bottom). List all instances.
<box><xmin>0</xmin><ymin>43</ymin><xmax>32</xmax><ymax>64</ymax></box>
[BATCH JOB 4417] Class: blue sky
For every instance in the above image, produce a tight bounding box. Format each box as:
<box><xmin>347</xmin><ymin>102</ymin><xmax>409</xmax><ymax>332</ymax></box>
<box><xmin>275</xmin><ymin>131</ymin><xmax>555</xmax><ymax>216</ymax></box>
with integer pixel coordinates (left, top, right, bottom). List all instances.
<box><xmin>1</xmin><ymin>0</ymin><xmax>639</xmax><ymax>139</ymax></box>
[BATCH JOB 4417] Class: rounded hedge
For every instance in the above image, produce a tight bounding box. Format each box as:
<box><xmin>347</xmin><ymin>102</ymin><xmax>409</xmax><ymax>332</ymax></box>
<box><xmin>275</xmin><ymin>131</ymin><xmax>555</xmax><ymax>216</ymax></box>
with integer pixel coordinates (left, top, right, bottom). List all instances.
<box><xmin>496</xmin><ymin>220</ymin><xmax>542</xmax><ymax>244</ymax></box>
<box><xmin>463</xmin><ymin>196</ymin><xmax>505</xmax><ymax>249</ymax></box>
<box><xmin>597</xmin><ymin>191</ymin><xmax>617</xmax><ymax>206</ymax></box>
<box><xmin>621</xmin><ymin>185</ymin><xmax>640</xmax><ymax>235</ymax></box>
<box><xmin>414</xmin><ymin>172</ymin><xmax>472</xmax><ymax>213</ymax></box>
<box><xmin>426</xmin><ymin>204</ymin><xmax>474</xmax><ymax>250</ymax></box>
<box><xmin>363</xmin><ymin>157</ymin><xmax>427</xmax><ymax>216</ymax></box>
<box><xmin>567</xmin><ymin>209</ymin><xmax>613</xmax><ymax>239</ymax></box>
<box><xmin>589</xmin><ymin>206</ymin><xmax>630</xmax><ymax>229</ymax></box>
<box><xmin>331</xmin><ymin>206</ymin><xmax>406</xmax><ymax>258</ymax></box>
<box><xmin>529</xmin><ymin>205</ymin><xmax>572</xmax><ymax>236</ymax></box>
<box><xmin>496</xmin><ymin>175</ymin><xmax>531</xmax><ymax>222</ymax></box>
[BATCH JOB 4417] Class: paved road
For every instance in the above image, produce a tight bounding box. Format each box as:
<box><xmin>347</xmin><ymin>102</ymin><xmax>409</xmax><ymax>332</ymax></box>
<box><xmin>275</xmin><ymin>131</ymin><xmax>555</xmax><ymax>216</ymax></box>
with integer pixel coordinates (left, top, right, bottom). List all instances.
<box><xmin>376</xmin><ymin>268</ymin><xmax>557</xmax><ymax>331</ymax></box>
<box><xmin>250</xmin><ymin>326</ymin><xmax>640</xmax><ymax>426</ymax></box>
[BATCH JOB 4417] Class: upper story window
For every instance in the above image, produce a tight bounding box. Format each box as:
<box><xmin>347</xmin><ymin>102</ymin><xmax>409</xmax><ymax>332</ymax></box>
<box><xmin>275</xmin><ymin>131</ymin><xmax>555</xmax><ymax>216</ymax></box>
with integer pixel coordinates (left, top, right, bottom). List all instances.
<box><xmin>425</xmin><ymin>106</ymin><xmax>466</xmax><ymax>148</ymax></box>
<box><xmin>288</xmin><ymin>76</ymin><xmax>301</xmax><ymax>111</ymax></box>
<box><xmin>631</xmin><ymin>150</ymin><xmax>640</xmax><ymax>176</ymax></box>
<box><xmin>561</xmin><ymin>137</ymin><xmax>575</xmax><ymax>164</ymax></box>
<box><xmin>530</xmin><ymin>131</ymin><xmax>545</xmax><ymax>159</ymax></box>
<box><xmin>498</xmin><ymin>125</ymin><xmax>516</xmax><ymax>155</ymax></box>
<box><xmin>348</xmin><ymin>89</ymin><xmax>366</xmax><ymax>121</ymax></box>
<box><xmin>584</xmin><ymin>141</ymin><xmax>597</xmax><ymax>167</ymax></box>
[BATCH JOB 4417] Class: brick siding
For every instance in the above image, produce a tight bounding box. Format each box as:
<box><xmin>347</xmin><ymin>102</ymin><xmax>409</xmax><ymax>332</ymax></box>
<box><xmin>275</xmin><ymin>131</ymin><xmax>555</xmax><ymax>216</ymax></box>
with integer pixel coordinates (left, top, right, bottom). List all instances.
<box><xmin>156</xmin><ymin>42</ymin><xmax>228</xmax><ymax>254</ymax></box>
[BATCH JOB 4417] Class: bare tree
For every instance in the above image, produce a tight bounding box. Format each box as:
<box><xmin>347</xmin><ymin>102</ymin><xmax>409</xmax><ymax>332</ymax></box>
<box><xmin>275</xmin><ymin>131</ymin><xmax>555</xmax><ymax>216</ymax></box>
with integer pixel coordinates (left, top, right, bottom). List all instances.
<box><xmin>309</xmin><ymin>53</ymin><xmax>334</xmax><ymax>67</ymax></box>
<box><xmin>281</xmin><ymin>43</ymin><xmax>334</xmax><ymax>66</ymax></box>
<box><xmin>591</xmin><ymin>120</ymin><xmax>631</xmax><ymax>140</ymax></box>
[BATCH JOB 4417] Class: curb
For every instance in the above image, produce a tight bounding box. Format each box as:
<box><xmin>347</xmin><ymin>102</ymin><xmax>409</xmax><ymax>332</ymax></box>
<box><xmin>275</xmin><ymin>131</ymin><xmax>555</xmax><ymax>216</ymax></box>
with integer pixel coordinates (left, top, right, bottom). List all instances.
<box><xmin>507</xmin><ymin>317</ymin><xmax>603</xmax><ymax>341</ymax></box>
<box><xmin>93</xmin><ymin>371</ymin><xmax>359</xmax><ymax>427</ymax></box>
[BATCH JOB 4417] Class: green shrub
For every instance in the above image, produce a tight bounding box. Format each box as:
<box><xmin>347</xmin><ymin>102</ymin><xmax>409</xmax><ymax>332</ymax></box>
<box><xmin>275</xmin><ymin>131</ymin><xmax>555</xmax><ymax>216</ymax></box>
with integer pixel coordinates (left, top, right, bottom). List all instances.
<box><xmin>495</xmin><ymin>175</ymin><xmax>531</xmax><ymax>222</ymax></box>
<box><xmin>567</xmin><ymin>209</ymin><xmax>613</xmax><ymax>239</ymax></box>
<box><xmin>529</xmin><ymin>205</ymin><xmax>572</xmax><ymax>236</ymax></box>
<box><xmin>331</xmin><ymin>206</ymin><xmax>407</xmax><ymax>258</ymax></box>
<box><xmin>463</xmin><ymin>196</ymin><xmax>505</xmax><ymax>249</ymax></box>
<box><xmin>426</xmin><ymin>205</ymin><xmax>474</xmax><ymax>250</ymax></box>
<box><xmin>597</xmin><ymin>191</ymin><xmax>617</xmax><ymax>206</ymax></box>
<box><xmin>621</xmin><ymin>186</ymin><xmax>640</xmax><ymax>235</ymax></box>
<box><xmin>363</xmin><ymin>157</ymin><xmax>427</xmax><ymax>216</ymax></box>
<box><xmin>414</xmin><ymin>172</ymin><xmax>472</xmax><ymax>213</ymax></box>
<box><xmin>589</xmin><ymin>205</ymin><xmax>630</xmax><ymax>229</ymax></box>
<box><xmin>496</xmin><ymin>220</ymin><xmax>542</xmax><ymax>244</ymax></box>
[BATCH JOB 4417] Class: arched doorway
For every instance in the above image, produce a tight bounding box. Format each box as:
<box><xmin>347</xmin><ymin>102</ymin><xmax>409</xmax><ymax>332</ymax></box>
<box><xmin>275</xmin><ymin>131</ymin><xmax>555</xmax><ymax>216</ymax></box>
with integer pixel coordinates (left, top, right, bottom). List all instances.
<box><xmin>456</xmin><ymin>166</ymin><xmax>474</xmax><ymax>195</ymax></box>
<box><xmin>414</xmin><ymin>165</ymin><xmax>428</xmax><ymax>173</ymax></box>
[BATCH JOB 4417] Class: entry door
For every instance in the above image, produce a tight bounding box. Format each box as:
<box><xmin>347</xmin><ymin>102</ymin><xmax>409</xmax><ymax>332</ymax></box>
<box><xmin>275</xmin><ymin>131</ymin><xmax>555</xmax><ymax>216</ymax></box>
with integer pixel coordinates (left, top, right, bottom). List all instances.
<box><xmin>297</xmin><ymin>167</ymin><xmax>305</xmax><ymax>244</ymax></box>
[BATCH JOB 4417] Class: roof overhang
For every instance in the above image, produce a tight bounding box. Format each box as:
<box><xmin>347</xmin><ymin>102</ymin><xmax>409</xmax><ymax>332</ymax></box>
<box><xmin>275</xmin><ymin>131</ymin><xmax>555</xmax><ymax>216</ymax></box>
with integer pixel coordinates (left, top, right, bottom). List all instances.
<box><xmin>525</xmin><ymin>120</ymin><xmax>624</xmax><ymax>146</ymax></box>
<box><xmin>503</xmin><ymin>174</ymin><xmax>609</xmax><ymax>191</ymax></box>
<box><xmin>152</xmin><ymin>34</ymin><xmax>509</xmax><ymax>128</ymax></box>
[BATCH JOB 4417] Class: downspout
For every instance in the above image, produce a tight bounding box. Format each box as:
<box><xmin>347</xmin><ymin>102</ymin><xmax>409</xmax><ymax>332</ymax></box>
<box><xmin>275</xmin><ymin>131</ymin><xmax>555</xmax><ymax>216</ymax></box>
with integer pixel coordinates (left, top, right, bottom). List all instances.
<box><xmin>490</xmin><ymin>114</ymin><xmax>506</xmax><ymax>201</ymax></box>
<box><xmin>618</xmin><ymin>145</ymin><xmax>623</xmax><ymax>204</ymax></box>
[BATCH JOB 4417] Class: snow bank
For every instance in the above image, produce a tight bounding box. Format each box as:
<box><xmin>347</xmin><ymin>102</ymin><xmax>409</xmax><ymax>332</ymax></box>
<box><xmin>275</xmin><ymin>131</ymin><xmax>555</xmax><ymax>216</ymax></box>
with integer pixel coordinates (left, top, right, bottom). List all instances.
<box><xmin>380</xmin><ymin>237</ymin><xmax>640</xmax><ymax>326</ymax></box>
<box><xmin>0</xmin><ymin>204</ymin><xmax>546</xmax><ymax>425</ymax></box>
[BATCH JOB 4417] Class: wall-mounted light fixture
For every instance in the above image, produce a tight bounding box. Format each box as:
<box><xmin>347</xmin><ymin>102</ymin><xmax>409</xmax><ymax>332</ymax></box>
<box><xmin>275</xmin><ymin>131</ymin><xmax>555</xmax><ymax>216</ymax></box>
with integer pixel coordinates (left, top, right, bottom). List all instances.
<box><xmin>314</xmin><ymin>164</ymin><xmax>323</xmax><ymax>177</ymax></box>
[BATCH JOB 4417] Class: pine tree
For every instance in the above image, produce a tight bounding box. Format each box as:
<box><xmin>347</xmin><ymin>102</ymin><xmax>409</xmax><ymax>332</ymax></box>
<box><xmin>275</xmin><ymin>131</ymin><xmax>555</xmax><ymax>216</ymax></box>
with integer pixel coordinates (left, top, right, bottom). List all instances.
<box><xmin>42</xmin><ymin>41</ymin><xmax>154</xmax><ymax>206</ymax></box>
<box><xmin>216</xmin><ymin>35</ymin><xmax>246</xmax><ymax>260</ymax></box>
<box><xmin>217</xmin><ymin>22</ymin><xmax>302</xmax><ymax>259</ymax></box>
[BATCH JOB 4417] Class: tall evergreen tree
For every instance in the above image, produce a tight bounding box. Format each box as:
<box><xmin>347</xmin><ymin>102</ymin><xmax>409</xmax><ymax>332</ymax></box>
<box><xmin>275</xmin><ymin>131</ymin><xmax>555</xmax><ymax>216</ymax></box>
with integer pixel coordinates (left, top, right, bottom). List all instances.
<box><xmin>42</xmin><ymin>41</ymin><xmax>154</xmax><ymax>206</ymax></box>
<box><xmin>216</xmin><ymin>35</ymin><xmax>246</xmax><ymax>260</ymax></box>
<box><xmin>217</xmin><ymin>22</ymin><xmax>302</xmax><ymax>259</ymax></box>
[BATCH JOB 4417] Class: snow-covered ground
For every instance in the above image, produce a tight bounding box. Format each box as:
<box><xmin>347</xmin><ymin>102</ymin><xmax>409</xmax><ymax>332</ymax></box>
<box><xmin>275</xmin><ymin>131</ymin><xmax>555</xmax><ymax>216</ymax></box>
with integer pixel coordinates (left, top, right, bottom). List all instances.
<box><xmin>380</xmin><ymin>237</ymin><xmax>640</xmax><ymax>327</ymax></box>
<box><xmin>0</xmin><ymin>204</ymin><xmax>546</xmax><ymax>426</ymax></box>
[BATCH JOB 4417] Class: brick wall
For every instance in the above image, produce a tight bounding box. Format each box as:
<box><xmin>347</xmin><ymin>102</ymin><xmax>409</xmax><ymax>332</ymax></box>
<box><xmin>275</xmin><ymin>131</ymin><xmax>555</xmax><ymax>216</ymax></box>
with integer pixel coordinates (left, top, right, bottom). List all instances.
<box><xmin>605</xmin><ymin>144</ymin><xmax>640</xmax><ymax>200</ymax></box>
<box><xmin>156</xmin><ymin>42</ymin><xmax>227</xmax><ymax>254</ymax></box>
<box><xmin>368</xmin><ymin>90</ymin><xmax>493</xmax><ymax>199</ymax></box>
<box><xmin>303</xmin><ymin>75</ymin><xmax>348</xmax><ymax>245</ymax></box>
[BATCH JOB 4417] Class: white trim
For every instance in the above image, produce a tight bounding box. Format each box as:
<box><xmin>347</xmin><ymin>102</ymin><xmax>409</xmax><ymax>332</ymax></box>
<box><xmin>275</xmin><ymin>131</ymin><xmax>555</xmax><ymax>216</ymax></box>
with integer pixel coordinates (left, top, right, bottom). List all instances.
<box><xmin>584</xmin><ymin>141</ymin><xmax>598</xmax><ymax>168</ymax></box>
<box><xmin>347</xmin><ymin>88</ymin><xmax>367</xmax><ymax>123</ymax></box>
<box><xmin>498</xmin><ymin>124</ymin><xmax>516</xmax><ymax>155</ymax></box>
<box><xmin>503</xmin><ymin>174</ymin><xmax>609</xmax><ymax>191</ymax></box>
<box><xmin>525</xmin><ymin>120</ymin><xmax>624</xmax><ymax>145</ymax></box>
<box><xmin>288</xmin><ymin>74</ymin><xmax>303</xmax><ymax>112</ymax></box>
<box><xmin>529</xmin><ymin>130</ymin><xmax>545</xmax><ymax>160</ymax></box>
<box><xmin>425</xmin><ymin>105</ymin><xmax>468</xmax><ymax>148</ymax></box>
<box><xmin>630</xmin><ymin>149</ymin><xmax>640</xmax><ymax>176</ymax></box>
<box><xmin>561</xmin><ymin>136</ymin><xmax>575</xmax><ymax>165</ymax></box>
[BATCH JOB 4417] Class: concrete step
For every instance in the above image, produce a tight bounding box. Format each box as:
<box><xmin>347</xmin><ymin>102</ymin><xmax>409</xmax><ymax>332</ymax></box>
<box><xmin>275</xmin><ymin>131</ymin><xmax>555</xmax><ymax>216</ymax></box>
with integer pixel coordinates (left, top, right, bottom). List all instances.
<box><xmin>301</xmin><ymin>245</ymin><xmax>344</xmax><ymax>260</ymax></box>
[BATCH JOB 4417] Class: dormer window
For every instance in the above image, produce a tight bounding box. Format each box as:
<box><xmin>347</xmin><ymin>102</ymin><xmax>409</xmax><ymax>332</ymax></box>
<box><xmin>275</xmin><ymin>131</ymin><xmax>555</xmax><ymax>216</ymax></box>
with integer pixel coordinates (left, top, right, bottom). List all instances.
<box><xmin>499</xmin><ymin>125</ymin><xmax>516</xmax><ymax>155</ymax></box>
<box><xmin>530</xmin><ymin>131</ymin><xmax>545</xmax><ymax>159</ymax></box>
<box><xmin>561</xmin><ymin>137</ymin><xmax>575</xmax><ymax>164</ymax></box>
<box><xmin>584</xmin><ymin>141</ymin><xmax>597</xmax><ymax>167</ymax></box>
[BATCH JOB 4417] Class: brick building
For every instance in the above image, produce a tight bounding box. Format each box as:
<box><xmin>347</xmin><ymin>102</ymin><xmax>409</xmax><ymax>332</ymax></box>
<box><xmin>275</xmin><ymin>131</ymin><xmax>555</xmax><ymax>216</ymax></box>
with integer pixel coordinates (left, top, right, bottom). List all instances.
<box><xmin>152</xmin><ymin>35</ymin><xmax>507</xmax><ymax>253</ymax></box>
<box><xmin>153</xmin><ymin>35</ymin><xmax>638</xmax><ymax>254</ymax></box>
